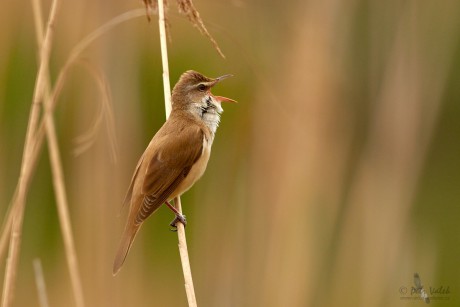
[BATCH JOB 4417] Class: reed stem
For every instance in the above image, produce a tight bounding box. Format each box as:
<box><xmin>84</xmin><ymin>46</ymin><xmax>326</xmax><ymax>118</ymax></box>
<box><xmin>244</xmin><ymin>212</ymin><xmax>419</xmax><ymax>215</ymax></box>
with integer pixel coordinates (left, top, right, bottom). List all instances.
<box><xmin>1</xmin><ymin>1</ymin><xmax>61</xmax><ymax>306</ymax></box>
<box><xmin>157</xmin><ymin>0</ymin><xmax>197</xmax><ymax>305</ymax></box>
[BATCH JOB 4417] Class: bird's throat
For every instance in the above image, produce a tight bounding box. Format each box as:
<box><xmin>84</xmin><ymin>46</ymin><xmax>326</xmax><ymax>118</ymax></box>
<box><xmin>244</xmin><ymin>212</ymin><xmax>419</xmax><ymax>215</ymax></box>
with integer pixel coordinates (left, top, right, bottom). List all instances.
<box><xmin>201</xmin><ymin>108</ymin><xmax>221</xmax><ymax>138</ymax></box>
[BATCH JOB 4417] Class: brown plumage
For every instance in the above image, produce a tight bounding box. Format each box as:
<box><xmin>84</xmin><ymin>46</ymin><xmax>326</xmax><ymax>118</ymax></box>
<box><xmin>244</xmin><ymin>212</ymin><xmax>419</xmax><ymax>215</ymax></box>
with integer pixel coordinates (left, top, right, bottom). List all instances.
<box><xmin>113</xmin><ymin>70</ymin><xmax>236</xmax><ymax>275</ymax></box>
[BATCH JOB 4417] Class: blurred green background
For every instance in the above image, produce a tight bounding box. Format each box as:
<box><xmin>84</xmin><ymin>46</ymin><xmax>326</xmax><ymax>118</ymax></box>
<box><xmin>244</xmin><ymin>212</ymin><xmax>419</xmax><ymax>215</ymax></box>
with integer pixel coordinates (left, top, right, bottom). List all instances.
<box><xmin>1</xmin><ymin>0</ymin><xmax>460</xmax><ymax>306</ymax></box>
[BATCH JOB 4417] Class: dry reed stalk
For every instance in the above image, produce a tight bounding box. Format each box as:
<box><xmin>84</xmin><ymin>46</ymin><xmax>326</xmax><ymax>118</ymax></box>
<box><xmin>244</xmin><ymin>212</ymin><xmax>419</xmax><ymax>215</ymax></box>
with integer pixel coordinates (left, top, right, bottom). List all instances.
<box><xmin>158</xmin><ymin>0</ymin><xmax>172</xmax><ymax>117</ymax></box>
<box><xmin>158</xmin><ymin>0</ymin><xmax>197</xmax><ymax>305</ymax></box>
<box><xmin>31</xmin><ymin>1</ymin><xmax>85</xmax><ymax>306</ymax></box>
<box><xmin>0</xmin><ymin>4</ymin><xmax>139</xmax><ymax>307</ymax></box>
<box><xmin>325</xmin><ymin>2</ymin><xmax>458</xmax><ymax>305</ymax></box>
<box><xmin>0</xmin><ymin>194</ymin><xmax>15</xmax><ymax>261</ymax></box>
<box><xmin>33</xmin><ymin>259</ymin><xmax>50</xmax><ymax>307</ymax></box>
<box><xmin>144</xmin><ymin>0</ymin><xmax>225</xmax><ymax>58</ymax></box>
<box><xmin>72</xmin><ymin>60</ymin><xmax>118</xmax><ymax>163</ymax></box>
<box><xmin>1</xmin><ymin>1</ymin><xmax>61</xmax><ymax>306</ymax></box>
<box><xmin>173</xmin><ymin>197</ymin><xmax>197</xmax><ymax>305</ymax></box>
<box><xmin>143</xmin><ymin>0</ymin><xmax>158</xmax><ymax>22</ymax></box>
<box><xmin>0</xmin><ymin>9</ymin><xmax>145</xmax><ymax>262</ymax></box>
<box><xmin>176</xmin><ymin>0</ymin><xmax>225</xmax><ymax>58</ymax></box>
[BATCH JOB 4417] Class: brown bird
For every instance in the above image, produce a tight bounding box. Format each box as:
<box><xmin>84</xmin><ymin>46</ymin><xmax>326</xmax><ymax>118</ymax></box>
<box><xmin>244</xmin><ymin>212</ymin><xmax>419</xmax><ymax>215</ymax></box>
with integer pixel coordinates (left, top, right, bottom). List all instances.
<box><xmin>113</xmin><ymin>70</ymin><xmax>236</xmax><ymax>275</ymax></box>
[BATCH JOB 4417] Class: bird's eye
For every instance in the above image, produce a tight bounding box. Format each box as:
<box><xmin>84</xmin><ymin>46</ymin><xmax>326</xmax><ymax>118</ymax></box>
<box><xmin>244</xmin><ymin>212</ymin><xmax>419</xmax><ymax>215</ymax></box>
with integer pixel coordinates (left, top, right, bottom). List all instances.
<box><xmin>197</xmin><ymin>84</ymin><xmax>206</xmax><ymax>92</ymax></box>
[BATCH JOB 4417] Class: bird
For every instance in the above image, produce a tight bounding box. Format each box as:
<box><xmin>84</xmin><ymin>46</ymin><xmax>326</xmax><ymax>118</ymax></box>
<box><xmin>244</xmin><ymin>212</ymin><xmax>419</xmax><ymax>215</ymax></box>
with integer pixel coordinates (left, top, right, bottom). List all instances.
<box><xmin>113</xmin><ymin>70</ymin><xmax>236</xmax><ymax>275</ymax></box>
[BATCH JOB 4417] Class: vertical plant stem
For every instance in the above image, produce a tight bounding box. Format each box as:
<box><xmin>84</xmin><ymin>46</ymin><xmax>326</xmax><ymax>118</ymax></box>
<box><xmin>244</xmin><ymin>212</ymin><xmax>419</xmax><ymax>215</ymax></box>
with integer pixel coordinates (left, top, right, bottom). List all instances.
<box><xmin>158</xmin><ymin>0</ymin><xmax>172</xmax><ymax>118</ymax></box>
<box><xmin>173</xmin><ymin>197</ymin><xmax>198</xmax><ymax>306</ymax></box>
<box><xmin>0</xmin><ymin>7</ymin><xmax>146</xmax><ymax>264</ymax></box>
<box><xmin>33</xmin><ymin>259</ymin><xmax>50</xmax><ymax>307</ymax></box>
<box><xmin>44</xmin><ymin>106</ymin><xmax>86</xmax><ymax>307</ymax></box>
<box><xmin>31</xmin><ymin>1</ymin><xmax>85</xmax><ymax>306</ymax></box>
<box><xmin>157</xmin><ymin>0</ymin><xmax>197</xmax><ymax>306</ymax></box>
<box><xmin>1</xmin><ymin>1</ymin><xmax>61</xmax><ymax>306</ymax></box>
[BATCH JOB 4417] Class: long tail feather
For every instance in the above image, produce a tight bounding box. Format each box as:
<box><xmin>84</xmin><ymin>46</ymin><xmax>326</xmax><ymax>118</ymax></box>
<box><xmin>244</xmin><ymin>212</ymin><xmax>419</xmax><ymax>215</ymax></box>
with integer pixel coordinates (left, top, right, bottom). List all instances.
<box><xmin>112</xmin><ymin>225</ymin><xmax>140</xmax><ymax>276</ymax></box>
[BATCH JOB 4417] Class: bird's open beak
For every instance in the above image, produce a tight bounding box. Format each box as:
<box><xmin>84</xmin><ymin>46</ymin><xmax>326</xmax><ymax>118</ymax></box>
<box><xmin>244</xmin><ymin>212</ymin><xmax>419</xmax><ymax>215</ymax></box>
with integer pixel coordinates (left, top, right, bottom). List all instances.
<box><xmin>214</xmin><ymin>95</ymin><xmax>237</xmax><ymax>103</ymax></box>
<box><xmin>211</xmin><ymin>74</ymin><xmax>237</xmax><ymax>103</ymax></box>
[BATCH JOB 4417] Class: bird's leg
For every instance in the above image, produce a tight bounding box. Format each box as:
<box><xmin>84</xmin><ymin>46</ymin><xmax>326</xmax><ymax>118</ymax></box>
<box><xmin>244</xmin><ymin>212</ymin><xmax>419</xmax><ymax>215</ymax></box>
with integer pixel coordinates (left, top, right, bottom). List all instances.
<box><xmin>164</xmin><ymin>200</ymin><xmax>187</xmax><ymax>231</ymax></box>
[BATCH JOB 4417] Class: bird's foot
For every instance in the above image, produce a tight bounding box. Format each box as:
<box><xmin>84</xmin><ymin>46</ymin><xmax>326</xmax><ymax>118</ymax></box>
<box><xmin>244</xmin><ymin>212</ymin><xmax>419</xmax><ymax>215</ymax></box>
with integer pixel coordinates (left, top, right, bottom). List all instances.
<box><xmin>164</xmin><ymin>200</ymin><xmax>187</xmax><ymax>231</ymax></box>
<box><xmin>169</xmin><ymin>214</ymin><xmax>187</xmax><ymax>232</ymax></box>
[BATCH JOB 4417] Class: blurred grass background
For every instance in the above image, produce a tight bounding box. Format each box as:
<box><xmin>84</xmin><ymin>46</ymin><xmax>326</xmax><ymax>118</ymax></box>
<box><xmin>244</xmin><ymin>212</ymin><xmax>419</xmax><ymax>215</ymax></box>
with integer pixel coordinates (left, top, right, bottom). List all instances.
<box><xmin>1</xmin><ymin>0</ymin><xmax>460</xmax><ymax>306</ymax></box>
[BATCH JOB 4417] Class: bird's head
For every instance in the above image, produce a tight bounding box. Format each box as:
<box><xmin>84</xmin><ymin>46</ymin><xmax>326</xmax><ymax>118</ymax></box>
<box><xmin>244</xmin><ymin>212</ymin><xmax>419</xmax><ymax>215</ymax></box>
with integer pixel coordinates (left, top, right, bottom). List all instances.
<box><xmin>171</xmin><ymin>70</ymin><xmax>236</xmax><ymax>116</ymax></box>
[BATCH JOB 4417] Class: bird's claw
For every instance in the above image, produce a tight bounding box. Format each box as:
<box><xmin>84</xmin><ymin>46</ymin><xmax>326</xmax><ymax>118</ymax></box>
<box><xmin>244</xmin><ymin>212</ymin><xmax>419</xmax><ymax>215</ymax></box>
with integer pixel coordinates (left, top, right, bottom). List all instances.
<box><xmin>169</xmin><ymin>214</ymin><xmax>187</xmax><ymax>232</ymax></box>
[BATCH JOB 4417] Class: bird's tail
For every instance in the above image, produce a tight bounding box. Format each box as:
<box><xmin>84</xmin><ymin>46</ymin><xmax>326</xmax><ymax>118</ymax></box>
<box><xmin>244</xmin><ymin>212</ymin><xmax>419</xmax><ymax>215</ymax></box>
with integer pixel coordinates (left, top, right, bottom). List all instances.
<box><xmin>112</xmin><ymin>224</ymin><xmax>140</xmax><ymax>276</ymax></box>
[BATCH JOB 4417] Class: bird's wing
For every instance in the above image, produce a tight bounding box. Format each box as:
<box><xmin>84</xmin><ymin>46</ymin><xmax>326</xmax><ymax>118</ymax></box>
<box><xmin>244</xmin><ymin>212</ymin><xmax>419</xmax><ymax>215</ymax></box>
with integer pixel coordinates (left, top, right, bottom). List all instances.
<box><xmin>136</xmin><ymin>124</ymin><xmax>204</xmax><ymax>222</ymax></box>
<box><xmin>121</xmin><ymin>154</ymin><xmax>145</xmax><ymax>212</ymax></box>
